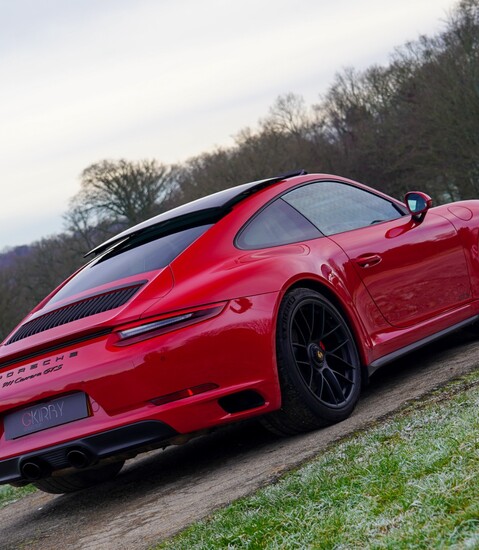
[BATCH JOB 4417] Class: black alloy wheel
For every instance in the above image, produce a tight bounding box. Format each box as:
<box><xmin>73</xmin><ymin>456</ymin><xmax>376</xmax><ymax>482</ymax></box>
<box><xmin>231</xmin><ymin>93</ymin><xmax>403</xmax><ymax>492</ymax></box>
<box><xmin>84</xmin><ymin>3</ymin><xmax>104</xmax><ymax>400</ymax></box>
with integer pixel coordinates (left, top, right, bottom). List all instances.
<box><xmin>262</xmin><ymin>288</ymin><xmax>361</xmax><ymax>436</ymax></box>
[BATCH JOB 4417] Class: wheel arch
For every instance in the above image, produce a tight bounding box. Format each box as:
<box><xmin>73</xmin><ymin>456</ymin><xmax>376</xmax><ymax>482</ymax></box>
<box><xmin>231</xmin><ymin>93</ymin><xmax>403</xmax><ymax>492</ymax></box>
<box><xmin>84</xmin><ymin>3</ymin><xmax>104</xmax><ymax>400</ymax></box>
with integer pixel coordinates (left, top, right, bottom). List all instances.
<box><xmin>282</xmin><ymin>277</ymin><xmax>370</xmax><ymax>385</ymax></box>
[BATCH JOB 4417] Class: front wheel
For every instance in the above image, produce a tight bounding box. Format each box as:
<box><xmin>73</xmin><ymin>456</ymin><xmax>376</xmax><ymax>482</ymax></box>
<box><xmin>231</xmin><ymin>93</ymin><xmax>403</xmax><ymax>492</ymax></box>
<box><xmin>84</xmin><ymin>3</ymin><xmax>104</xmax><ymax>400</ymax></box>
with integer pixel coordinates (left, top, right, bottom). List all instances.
<box><xmin>262</xmin><ymin>288</ymin><xmax>361</xmax><ymax>436</ymax></box>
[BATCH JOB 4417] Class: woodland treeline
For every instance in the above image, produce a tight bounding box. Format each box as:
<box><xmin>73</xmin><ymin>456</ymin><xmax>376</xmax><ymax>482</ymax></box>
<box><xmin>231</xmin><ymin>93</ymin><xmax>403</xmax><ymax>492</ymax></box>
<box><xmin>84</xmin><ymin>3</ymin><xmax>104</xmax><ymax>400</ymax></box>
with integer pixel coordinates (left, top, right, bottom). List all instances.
<box><xmin>0</xmin><ymin>0</ymin><xmax>478</xmax><ymax>339</ymax></box>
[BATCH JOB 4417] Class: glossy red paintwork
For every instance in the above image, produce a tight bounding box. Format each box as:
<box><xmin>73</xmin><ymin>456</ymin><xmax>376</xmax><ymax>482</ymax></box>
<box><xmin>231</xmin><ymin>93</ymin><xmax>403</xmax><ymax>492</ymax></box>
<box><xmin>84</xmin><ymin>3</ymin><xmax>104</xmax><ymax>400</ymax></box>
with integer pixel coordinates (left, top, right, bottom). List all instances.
<box><xmin>2</xmin><ymin>173</ymin><xmax>479</xmax><ymax>478</ymax></box>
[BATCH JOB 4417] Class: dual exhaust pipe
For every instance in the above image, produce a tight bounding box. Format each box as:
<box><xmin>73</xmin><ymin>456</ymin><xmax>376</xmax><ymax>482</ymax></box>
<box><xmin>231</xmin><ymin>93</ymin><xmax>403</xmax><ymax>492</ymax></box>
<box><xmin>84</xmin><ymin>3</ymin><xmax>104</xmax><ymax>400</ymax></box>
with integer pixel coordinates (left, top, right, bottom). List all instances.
<box><xmin>20</xmin><ymin>448</ymin><xmax>94</xmax><ymax>481</ymax></box>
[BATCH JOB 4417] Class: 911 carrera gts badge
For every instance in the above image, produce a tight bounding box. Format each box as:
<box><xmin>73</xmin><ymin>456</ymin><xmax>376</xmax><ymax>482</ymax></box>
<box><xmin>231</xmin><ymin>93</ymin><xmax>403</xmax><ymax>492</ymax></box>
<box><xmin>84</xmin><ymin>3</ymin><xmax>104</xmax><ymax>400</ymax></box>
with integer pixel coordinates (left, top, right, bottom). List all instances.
<box><xmin>0</xmin><ymin>351</ymin><xmax>78</xmax><ymax>389</ymax></box>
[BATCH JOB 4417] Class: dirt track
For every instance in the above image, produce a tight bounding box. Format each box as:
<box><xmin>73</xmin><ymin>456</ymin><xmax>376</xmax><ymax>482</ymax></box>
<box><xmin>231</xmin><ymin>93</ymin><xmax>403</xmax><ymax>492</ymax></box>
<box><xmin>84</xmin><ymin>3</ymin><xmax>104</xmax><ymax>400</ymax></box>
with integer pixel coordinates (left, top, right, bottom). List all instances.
<box><xmin>1</xmin><ymin>330</ymin><xmax>479</xmax><ymax>549</ymax></box>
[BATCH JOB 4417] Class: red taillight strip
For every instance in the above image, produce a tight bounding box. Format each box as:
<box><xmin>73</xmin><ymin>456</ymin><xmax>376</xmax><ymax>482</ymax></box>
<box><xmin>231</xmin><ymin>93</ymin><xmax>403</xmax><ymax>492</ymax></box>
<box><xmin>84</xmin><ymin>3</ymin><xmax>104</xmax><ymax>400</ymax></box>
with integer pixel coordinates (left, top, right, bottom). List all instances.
<box><xmin>150</xmin><ymin>383</ymin><xmax>219</xmax><ymax>406</ymax></box>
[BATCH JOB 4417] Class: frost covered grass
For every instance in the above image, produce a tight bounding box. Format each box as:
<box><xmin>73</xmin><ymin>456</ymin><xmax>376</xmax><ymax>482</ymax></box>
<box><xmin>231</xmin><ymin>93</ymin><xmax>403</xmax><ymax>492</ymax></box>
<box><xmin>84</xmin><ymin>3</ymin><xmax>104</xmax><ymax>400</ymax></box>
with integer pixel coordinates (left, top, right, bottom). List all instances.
<box><xmin>158</xmin><ymin>371</ymin><xmax>479</xmax><ymax>549</ymax></box>
<box><xmin>0</xmin><ymin>483</ymin><xmax>35</xmax><ymax>508</ymax></box>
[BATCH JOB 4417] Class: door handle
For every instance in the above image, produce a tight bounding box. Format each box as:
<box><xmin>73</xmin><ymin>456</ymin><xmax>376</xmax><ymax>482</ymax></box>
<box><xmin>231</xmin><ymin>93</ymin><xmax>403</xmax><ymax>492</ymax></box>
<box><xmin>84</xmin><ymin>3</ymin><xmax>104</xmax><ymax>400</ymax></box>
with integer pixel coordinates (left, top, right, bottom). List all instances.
<box><xmin>354</xmin><ymin>254</ymin><xmax>382</xmax><ymax>268</ymax></box>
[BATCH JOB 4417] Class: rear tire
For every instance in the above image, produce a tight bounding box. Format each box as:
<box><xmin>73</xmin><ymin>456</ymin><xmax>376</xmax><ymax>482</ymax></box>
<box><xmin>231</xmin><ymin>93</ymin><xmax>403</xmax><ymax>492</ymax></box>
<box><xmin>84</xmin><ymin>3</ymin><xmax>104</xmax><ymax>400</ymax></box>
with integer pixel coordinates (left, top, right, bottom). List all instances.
<box><xmin>32</xmin><ymin>460</ymin><xmax>125</xmax><ymax>494</ymax></box>
<box><xmin>262</xmin><ymin>288</ymin><xmax>361</xmax><ymax>436</ymax></box>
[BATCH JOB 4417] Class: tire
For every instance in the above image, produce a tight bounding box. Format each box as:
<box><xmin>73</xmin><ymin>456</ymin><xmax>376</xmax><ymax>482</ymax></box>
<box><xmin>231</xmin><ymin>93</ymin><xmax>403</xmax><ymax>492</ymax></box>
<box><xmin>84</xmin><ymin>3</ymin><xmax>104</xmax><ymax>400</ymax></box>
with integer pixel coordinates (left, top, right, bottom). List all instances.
<box><xmin>262</xmin><ymin>288</ymin><xmax>361</xmax><ymax>436</ymax></box>
<box><xmin>32</xmin><ymin>460</ymin><xmax>125</xmax><ymax>494</ymax></box>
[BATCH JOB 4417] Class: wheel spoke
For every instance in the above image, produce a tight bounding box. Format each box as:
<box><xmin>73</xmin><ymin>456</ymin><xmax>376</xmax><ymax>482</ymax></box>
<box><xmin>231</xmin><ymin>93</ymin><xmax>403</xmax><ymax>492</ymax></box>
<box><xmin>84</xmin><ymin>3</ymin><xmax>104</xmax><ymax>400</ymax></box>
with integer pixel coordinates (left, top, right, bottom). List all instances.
<box><xmin>322</xmin><ymin>368</ymin><xmax>346</xmax><ymax>404</ymax></box>
<box><xmin>329</xmin><ymin>339</ymin><xmax>349</xmax><ymax>354</ymax></box>
<box><xmin>321</xmin><ymin>374</ymin><xmax>338</xmax><ymax>404</ymax></box>
<box><xmin>292</xmin><ymin>342</ymin><xmax>308</xmax><ymax>350</ymax></box>
<box><xmin>310</xmin><ymin>303</ymin><xmax>317</xmax><ymax>341</ymax></box>
<box><xmin>307</xmin><ymin>363</ymin><xmax>315</xmax><ymax>388</ymax></box>
<box><xmin>299</xmin><ymin>307</ymin><xmax>313</xmax><ymax>341</ymax></box>
<box><xmin>318</xmin><ymin>305</ymin><xmax>326</xmax><ymax>340</ymax></box>
<box><xmin>293</xmin><ymin>343</ymin><xmax>308</xmax><ymax>362</ymax></box>
<box><xmin>322</xmin><ymin>323</ymin><xmax>341</xmax><ymax>339</ymax></box>
<box><xmin>297</xmin><ymin>360</ymin><xmax>314</xmax><ymax>388</ymax></box>
<box><xmin>327</xmin><ymin>352</ymin><xmax>355</xmax><ymax>371</ymax></box>
<box><xmin>293</xmin><ymin>317</ymin><xmax>308</xmax><ymax>344</ymax></box>
<box><xmin>312</xmin><ymin>369</ymin><xmax>324</xmax><ymax>398</ymax></box>
<box><xmin>329</xmin><ymin>368</ymin><xmax>354</xmax><ymax>385</ymax></box>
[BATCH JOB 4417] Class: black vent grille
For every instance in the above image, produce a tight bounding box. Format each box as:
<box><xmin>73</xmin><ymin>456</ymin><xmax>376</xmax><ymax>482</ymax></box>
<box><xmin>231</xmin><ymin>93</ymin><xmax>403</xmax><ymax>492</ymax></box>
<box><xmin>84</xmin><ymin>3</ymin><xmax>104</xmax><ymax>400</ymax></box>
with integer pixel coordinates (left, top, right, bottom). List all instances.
<box><xmin>6</xmin><ymin>284</ymin><xmax>143</xmax><ymax>345</ymax></box>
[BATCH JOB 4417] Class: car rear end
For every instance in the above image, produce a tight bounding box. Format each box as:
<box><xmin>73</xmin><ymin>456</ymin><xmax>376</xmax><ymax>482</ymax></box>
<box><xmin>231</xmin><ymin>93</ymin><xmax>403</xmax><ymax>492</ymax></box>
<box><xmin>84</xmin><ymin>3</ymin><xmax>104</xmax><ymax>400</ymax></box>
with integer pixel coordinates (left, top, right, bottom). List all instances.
<box><xmin>0</xmin><ymin>193</ymin><xmax>282</xmax><ymax>488</ymax></box>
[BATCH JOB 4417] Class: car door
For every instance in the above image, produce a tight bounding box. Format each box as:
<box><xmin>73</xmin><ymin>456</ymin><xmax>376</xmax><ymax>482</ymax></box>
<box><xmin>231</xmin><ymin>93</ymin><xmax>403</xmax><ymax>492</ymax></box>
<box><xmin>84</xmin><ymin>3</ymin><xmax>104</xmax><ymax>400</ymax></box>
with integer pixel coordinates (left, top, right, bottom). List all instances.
<box><xmin>282</xmin><ymin>180</ymin><xmax>472</xmax><ymax>328</ymax></box>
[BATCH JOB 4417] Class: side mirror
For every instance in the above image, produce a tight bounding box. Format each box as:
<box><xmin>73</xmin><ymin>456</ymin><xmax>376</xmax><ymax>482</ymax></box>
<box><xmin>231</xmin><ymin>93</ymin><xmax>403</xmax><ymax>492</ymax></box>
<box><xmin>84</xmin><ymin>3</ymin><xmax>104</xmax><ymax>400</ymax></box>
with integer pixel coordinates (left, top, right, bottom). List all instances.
<box><xmin>405</xmin><ymin>191</ymin><xmax>432</xmax><ymax>222</ymax></box>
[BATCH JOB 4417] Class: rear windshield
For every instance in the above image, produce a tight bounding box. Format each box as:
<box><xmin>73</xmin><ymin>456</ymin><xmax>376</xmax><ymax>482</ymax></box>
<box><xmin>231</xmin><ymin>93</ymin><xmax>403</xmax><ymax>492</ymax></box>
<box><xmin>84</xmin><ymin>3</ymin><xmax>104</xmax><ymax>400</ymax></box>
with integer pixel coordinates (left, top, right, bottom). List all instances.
<box><xmin>49</xmin><ymin>224</ymin><xmax>211</xmax><ymax>304</ymax></box>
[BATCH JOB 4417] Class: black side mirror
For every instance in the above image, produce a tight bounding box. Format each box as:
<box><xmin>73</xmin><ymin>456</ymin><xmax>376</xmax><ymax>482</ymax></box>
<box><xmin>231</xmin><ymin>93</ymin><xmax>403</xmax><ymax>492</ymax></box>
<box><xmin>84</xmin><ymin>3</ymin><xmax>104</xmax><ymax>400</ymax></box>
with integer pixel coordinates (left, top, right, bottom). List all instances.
<box><xmin>405</xmin><ymin>191</ymin><xmax>432</xmax><ymax>222</ymax></box>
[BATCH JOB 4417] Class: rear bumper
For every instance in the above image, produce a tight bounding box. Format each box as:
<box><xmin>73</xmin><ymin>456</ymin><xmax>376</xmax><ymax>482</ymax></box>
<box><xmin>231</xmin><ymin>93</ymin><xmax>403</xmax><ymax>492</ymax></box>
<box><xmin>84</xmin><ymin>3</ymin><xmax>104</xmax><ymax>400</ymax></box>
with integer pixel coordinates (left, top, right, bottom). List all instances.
<box><xmin>0</xmin><ymin>420</ymin><xmax>177</xmax><ymax>484</ymax></box>
<box><xmin>0</xmin><ymin>293</ymin><xmax>281</xmax><ymax>482</ymax></box>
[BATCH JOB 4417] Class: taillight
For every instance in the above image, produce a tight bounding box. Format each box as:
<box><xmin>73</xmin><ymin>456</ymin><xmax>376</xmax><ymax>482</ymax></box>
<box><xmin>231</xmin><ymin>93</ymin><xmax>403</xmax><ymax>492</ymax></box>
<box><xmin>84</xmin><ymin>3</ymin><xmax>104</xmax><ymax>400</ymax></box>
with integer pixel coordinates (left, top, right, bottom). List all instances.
<box><xmin>114</xmin><ymin>303</ymin><xmax>226</xmax><ymax>345</ymax></box>
<box><xmin>117</xmin><ymin>312</ymin><xmax>194</xmax><ymax>340</ymax></box>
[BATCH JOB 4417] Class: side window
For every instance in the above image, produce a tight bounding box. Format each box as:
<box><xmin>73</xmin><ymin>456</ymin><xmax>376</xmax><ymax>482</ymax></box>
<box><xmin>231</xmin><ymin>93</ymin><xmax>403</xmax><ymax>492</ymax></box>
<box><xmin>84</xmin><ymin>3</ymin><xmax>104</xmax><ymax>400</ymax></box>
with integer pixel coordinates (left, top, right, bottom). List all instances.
<box><xmin>283</xmin><ymin>181</ymin><xmax>404</xmax><ymax>235</ymax></box>
<box><xmin>236</xmin><ymin>198</ymin><xmax>321</xmax><ymax>249</ymax></box>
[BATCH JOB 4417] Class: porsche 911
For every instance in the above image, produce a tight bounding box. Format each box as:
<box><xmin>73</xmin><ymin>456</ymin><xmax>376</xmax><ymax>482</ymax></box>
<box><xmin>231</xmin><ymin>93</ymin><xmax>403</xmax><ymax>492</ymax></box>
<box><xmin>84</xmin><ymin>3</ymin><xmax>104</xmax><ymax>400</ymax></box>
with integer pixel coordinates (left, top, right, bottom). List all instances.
<box><xmin>1</xmin><ymin>170</ymin><xmax>477</xmax><ymax>493</ymax></box>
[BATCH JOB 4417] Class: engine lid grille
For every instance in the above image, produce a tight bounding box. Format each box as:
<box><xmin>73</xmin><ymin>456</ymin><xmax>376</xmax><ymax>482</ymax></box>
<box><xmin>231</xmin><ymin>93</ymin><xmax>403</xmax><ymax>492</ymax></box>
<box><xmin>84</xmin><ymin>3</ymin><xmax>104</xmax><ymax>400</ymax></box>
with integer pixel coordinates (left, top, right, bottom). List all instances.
<box><xmin>6</xmin><ymin>283</ymin><xmax>143</xmax><ymax>345</ymax></box>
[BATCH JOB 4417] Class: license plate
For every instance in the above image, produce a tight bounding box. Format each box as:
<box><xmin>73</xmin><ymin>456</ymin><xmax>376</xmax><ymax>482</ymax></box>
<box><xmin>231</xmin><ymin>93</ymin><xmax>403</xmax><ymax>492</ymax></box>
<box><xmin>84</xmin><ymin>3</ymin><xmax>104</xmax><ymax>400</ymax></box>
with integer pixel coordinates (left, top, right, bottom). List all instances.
<box><xmin>4</xmin><ymin>393</ymin><xmax>89</xmax><ymax>440</ymax></box>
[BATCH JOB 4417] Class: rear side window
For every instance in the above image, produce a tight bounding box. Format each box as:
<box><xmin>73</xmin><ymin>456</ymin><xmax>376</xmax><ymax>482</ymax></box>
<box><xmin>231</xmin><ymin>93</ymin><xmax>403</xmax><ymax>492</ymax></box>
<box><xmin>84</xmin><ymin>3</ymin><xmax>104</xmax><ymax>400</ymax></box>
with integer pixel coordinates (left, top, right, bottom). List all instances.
<box><xmin>236</xmin><ymin>199</ymin><xmax>320</xmax><ymax>249</ymax></box>
<box><xmin>49</xmin><ymin>225</ymin><xmax>211</xmax><ymax>304</ymax></box>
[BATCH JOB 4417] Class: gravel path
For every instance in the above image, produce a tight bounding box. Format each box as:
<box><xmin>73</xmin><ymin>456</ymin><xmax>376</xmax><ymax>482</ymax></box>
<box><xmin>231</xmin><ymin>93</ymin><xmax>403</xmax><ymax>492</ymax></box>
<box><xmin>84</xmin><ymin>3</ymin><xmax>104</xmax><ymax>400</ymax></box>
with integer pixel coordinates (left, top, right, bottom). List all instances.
<box><xmin>1</xmin><ymin>330</ymin><xmax>478</xmax><ymax>549</ymax></box>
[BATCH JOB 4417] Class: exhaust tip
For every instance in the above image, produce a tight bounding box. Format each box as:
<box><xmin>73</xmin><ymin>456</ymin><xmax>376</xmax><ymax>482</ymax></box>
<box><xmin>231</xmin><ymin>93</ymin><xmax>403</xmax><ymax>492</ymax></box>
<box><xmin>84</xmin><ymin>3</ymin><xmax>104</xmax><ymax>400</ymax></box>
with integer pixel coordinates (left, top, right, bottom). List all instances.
<box><xmin>66</xmin><ymin>448</ymin><xmax>92</xmax><ymax>469</ymax></box>
<box><xmin>218</xmin><ymin>390</ymin><xmax>265</xmax><ymax>414</ymax></box>
<box><xmin>21</xmin><ymin>461</ymin><xmax>44</xmax><ymax>481</ymax></box>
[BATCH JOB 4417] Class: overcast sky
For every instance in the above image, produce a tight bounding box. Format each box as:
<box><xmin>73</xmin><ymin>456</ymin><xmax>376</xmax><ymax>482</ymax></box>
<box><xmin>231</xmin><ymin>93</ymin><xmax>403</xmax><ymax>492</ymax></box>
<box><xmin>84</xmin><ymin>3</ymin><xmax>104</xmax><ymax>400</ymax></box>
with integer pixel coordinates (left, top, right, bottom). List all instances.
<box><xmin>0</xmin><ymin>0</ymin><xmax>458</xmax><ymax>251</ymax></box>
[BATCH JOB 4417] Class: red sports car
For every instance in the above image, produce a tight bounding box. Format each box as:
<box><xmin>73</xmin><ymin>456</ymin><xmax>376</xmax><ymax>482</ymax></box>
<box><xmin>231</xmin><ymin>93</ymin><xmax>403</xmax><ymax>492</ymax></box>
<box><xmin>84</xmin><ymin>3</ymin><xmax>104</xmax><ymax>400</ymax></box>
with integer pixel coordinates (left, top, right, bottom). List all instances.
<box><xmin>1</xmin><ymin>171</ymin><xmax>477</xmax><ymax>493</ymax></box>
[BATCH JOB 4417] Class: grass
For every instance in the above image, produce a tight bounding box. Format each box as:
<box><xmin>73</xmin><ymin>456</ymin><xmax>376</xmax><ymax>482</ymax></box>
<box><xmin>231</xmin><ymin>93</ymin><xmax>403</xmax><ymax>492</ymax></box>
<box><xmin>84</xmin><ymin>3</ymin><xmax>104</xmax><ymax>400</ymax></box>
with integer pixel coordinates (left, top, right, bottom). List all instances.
<box><xmin>157</xmin><ymin>371</ymin><xmax>479</xmax><ymax>549</ymax></box>
<box><xmin>2</xmin><ymin>372</ymin><xmax>479</xmax><ymax>548</ymax></box>
<box><xmin>0</xmin><ymin>483</ymin><xmax>36</xmax><ymax>508</ymax></box>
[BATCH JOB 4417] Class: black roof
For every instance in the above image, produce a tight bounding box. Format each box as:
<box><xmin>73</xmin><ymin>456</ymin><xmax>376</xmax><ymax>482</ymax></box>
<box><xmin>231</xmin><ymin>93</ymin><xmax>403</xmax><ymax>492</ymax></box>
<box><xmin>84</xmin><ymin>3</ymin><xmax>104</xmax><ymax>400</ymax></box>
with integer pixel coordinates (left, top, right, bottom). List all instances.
<box><xmin>85</xmin><ymin>170</ymin><xmax>306</xmax><ymax>257</ymax></box>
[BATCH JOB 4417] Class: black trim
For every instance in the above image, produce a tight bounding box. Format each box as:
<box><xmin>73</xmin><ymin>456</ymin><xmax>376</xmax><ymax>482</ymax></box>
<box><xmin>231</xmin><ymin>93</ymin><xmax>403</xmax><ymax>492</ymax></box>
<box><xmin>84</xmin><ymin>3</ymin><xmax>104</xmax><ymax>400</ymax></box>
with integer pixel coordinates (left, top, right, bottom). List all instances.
<box><xmin>368</xmin><ymin>315</ymin><xmax>479</xmax><ymax>375</ymax></box>
<box><xmin>0</xmin><ymin>420</ymin><xmax>178</xmax><ymax>484</ymax></box>
<box><xmin>220</xmin><ymin>170</ymin><xmax>307</xmax><ymax>211</ymax></box>
<box><xmin>85</xmin><ymin>170</ymin><xmax>307</xmax><ymax>258</ymax></box>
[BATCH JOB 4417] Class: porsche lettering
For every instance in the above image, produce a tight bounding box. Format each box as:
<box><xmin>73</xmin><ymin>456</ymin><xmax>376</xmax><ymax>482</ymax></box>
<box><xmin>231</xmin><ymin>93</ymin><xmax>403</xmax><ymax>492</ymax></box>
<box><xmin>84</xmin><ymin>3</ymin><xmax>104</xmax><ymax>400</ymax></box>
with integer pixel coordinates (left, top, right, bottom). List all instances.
<box><xmin>0</xmin><ymin>352</ymin><xmax>77</xmax><ymax>380</ymax></box>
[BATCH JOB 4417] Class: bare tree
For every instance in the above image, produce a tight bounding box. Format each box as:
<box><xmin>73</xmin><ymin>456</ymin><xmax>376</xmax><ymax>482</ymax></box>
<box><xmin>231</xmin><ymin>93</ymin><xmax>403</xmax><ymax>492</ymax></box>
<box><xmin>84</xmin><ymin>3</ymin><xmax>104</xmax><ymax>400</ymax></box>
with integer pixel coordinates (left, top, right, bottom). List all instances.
<box><xmin>0</xmin><ymin>235</ymin><xmax>86</xmax><ymax>340</ymax></box>
<box><xmin>389</xmin><ymin>0</ymin><xmax>479</xmax><ymax>199</ymax></box>
<box><xmin>260</xmin><ymin>93</ymin><xmax>311</xmax><ymax>138</ymax></box>
<box><xmin>65</xmin><ymin>159</ymin><xmax>177</xmax><ymax>233</ymax></box>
